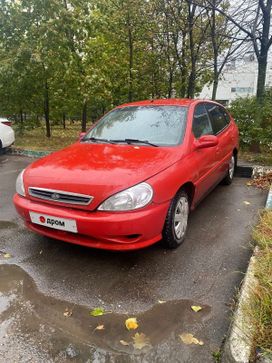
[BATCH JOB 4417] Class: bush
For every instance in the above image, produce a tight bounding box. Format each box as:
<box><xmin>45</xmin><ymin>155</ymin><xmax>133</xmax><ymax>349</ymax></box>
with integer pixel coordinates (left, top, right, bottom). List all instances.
<box><xmin>229</xmin><ymin>89</ymin><xmax>272</xmax><ymax>149</ymax></box>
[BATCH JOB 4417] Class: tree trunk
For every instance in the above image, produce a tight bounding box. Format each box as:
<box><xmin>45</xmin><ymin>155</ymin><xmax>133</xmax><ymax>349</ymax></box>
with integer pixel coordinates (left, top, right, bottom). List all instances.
<box><xmin>256</xmin><ymin>0</ymin><xmax>271</xmax><ymax>104</ymax></box>
<box><xmin>44</xmin><ymin>80</ymin><xmax>51</xmax><ymax>138</ymax></box>
<box><xmin>187</xmin><ymin>63</ymin><xmax>196</xmax><ymax>99</ymax></box>
<box><xmin>212</xmin><ymin>75</ymin><xmax>219</xmax><ymax>100</ymax></box>
<box><xmin>211</xmin><ymin>1</ymin><xmax>218</xmax><ymax>101</ymax></box>
<box><xmin>168</xmin><ymin>70</ymin><xmax>173</xmax><ymax>98</ymax></box>
<box><xmin>180</xmin><ymin>33</ymin><xmax>187</xmax><ymax>98</ymax></box>
<box><xmin>256</xmin><ymin>54</ymin><xmax>268</xmax><ymax>104</ymax></box>
<box><xmin>187</xmin><ymin>1</ymin><xmax>196</xmax><ymax>99</ymax></box>
<box><xmin>62</xmin><ymin>112</ymin><xmax>66</xmax><ymax>130</ymax></box>
<box><xmin>19</xmin><ymin>109</ymin><xmax>23</xmax><ymax>123</ymax></box>
<box><xmin>128</xmin><ymin>15</ymin><xmax>133</xmax><ymax>102</ymax></box>
<box><xmin>81</xmin><ymin>100</ymin><xmax>87</xmax><ymax>132</ymax></box>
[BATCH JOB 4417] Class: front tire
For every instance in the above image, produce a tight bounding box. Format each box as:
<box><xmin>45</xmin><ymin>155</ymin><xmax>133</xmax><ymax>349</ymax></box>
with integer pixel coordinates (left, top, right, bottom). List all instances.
<box><xmin>222</xmin><ymin>154</ymin><xmax>236</xmax><ymax>185</ymax></box>
<box><xmin>162</xmin><ymin>190</ymin><xmax>189</xmax><ymax>249</ymax></box>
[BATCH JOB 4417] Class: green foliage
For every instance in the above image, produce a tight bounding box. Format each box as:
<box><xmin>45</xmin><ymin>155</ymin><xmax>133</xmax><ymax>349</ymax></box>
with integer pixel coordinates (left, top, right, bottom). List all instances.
<box><xmin>0</xmin><ymin>0</ymin><xmax>229</xmax><ymax>135</ymax></box>
<box><xmin>245</xmin><ymin>211</ymin><xmax>272</xmax><ymax>357</ymax></box>
<box><xmin>229</xmin><ymin>89</ymin><xmax>272</xmax><ymax>148</ymax></box>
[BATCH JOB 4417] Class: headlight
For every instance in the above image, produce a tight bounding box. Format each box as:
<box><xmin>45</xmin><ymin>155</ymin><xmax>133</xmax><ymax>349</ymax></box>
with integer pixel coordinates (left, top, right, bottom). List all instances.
<box><xmin>98</xmin><ymin>182</ymin><xmax>153</xmax><ymax>211</ymax></box>
<box><xmin>16</xmin><ymin>169</ymin><xmax>26</xmax><ymax>197</ymax></box>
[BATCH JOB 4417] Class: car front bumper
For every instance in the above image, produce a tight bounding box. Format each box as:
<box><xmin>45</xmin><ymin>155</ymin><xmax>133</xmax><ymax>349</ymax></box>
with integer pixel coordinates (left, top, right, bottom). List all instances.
<box><xmin>13</xmin><ymin>194</ymin><xmax>170</xmax><ymax>251</ymax></box>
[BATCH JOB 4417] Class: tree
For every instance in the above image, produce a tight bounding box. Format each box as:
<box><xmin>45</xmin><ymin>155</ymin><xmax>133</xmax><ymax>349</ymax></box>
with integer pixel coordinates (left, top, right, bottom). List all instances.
<box><xmin>206</xmin><ymin>0</ymin><xmax>249</xmax><ymax>100</ymax></box>
<box><xmin>204</xmin><ymin>0</ymin><xmax>272</xmax><ymax>103</ymax></box>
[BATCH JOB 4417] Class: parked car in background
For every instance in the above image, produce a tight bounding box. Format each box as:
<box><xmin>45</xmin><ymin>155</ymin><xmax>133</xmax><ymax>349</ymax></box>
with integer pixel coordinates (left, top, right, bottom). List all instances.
<box><xmin>0</xmin><ymin>117</ymin><xmax>12</xmax><ymax>127</ymax></box>
<box><xmin>14</xmin><ymin>99</ymin><xmax>239</xmax><ymax>251</ymax></box>
<box><xmin>0</xmin><ymin>123</ymin><xmax>15</xmax><ymax>149</ymax></box>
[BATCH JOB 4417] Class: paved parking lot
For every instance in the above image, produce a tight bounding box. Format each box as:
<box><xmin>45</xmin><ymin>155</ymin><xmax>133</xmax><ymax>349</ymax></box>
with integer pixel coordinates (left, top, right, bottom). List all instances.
<box><xmin>0</xmin><ymin>154</ymin><xmax>267</xmax><ymax>362</ymax></box>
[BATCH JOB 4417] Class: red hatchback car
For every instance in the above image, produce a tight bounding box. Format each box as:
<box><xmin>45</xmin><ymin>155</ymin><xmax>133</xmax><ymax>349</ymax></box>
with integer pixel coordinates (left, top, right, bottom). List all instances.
<box><xmin>14</xmin><ymin>99</ymin><xmax>239</xmax><ymax>251</ymax></box>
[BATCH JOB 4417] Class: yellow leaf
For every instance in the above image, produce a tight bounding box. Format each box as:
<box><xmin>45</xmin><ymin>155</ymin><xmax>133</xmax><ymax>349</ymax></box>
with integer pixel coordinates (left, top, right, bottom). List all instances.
<box><xmin>3</xmin><ymin>253</ymin><xmax>11</xmax><ymax>259</ymax></box>
<box><xmin>133</xmin><ymin>333</ymin><xmax>151</xmax><ymax>350</ymax></box>
<box><xmin>63</xmin><ymin>308</ymin><xmax>72</xmax><ymax>317</ymax></box>
<box><xmin>243</xmin><ymin>201</ymin><xmax>251</xmax><ymax>205</ymax></box>
<box><xmin>179</xmin><ymin>333</ymin><xmax>204</xmax><ymax>346</ymax></box>
<box><xmin>191</xmin><ymin>305</ymin><xmax>202</xmax><ymax>312</ymax></box>
<box><xmin>158</xmin><ymin>300</ymin><xmax>166</xmax><ymax>304</ymax></box>
<box><xmin>120</xmin><ymin>340</ymin><xmax>130</xmax><ymax>346</ymax></box>
<box><xmin>94</xmin><ymin>324</ymin><xmax>105</xmax><ymax>331</ymax></box>
<box><xmin>125</xmin><ymin>317</ymin><xmax>138</xmax><ymax>330</ymax></box>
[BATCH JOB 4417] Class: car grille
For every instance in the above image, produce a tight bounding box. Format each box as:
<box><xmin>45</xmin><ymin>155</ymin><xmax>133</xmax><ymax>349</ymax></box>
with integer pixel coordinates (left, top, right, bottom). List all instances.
<box><xmin>28</xmin><ymin>187</ymin><xmax>93</xmax><ymax>206</ymax></box>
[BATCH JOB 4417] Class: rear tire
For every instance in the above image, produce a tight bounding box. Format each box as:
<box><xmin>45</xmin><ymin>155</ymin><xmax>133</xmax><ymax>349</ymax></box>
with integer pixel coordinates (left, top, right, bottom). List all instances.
<box><xmin>162</xmin><ymin>190</ymin><xmax>189</xmax><ymax>249</ymax></box>
<box><xmin>222</xmin><ymin>154</ymin><xmax>236</xmax><ymax>185</ymax></box>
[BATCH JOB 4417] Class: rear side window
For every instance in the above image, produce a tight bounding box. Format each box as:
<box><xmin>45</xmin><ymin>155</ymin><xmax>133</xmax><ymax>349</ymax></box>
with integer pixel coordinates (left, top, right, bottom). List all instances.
<box><xmin>205</xmin><ymin>104</ymin><xmax>229</xmax><ymax>134</ymax></box>
<box><xmin>222</xmin><ymin>108</ymin><xmax>231</xmax><ymax>124</ymax></box>
<box><xmin>192</xmin><ymin>104</ymin><xmax>213</xmax><ymax>138</ymax></box>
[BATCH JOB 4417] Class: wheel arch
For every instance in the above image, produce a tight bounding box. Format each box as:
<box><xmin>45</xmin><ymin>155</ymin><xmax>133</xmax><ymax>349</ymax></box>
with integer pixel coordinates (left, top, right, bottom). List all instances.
<box><xmin>177</xmin><ymin>181</ymin><xmax>195</xmax><ymax>207</ymax></box>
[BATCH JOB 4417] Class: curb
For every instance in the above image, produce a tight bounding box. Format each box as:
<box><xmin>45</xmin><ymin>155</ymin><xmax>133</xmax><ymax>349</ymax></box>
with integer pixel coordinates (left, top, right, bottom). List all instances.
<box><xmin>223</xmin><ymin>253</ymin><xmax>257</xmax><ymax>363</ymax></box>
<box><xmin>266</xmin><ymin>185</ymin><xmax>272</xmax><ymax>209</ymax></box>
<box><xmin>222</xmin><ymin>179</ymin><xmax>272</xmax><ymax>363</ymax></box>
<box><xmin>6</xmin><ymin>147</ymin><xmax>52</xmax><ymax>158</ymax></box>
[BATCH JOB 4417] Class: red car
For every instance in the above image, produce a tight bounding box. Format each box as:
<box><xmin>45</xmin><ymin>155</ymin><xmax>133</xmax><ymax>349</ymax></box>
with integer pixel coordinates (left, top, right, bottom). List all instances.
<box><xmin>14</xmin><ymin>99</ymin><xmax>239</xmax><ymax>251</ymax></box>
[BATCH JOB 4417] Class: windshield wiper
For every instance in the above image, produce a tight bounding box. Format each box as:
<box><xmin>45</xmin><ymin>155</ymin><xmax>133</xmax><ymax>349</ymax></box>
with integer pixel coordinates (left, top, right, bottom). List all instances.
<box><xmin>82</xmin><ymin>137</ymin><xmax>116</xmax><ymax>144</ymax></box>
<box><xmin>111</xmin><ymin>138</ymin><xmax>158</xmax><ymax>147</ymax></box>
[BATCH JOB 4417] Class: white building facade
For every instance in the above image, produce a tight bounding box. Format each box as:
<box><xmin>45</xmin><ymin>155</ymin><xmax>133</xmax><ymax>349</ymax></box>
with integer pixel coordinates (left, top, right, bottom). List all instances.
<box><xmin>199</xmin><ymin>53</ymin><xmax>272</xmax><ymax>105</ymax></box>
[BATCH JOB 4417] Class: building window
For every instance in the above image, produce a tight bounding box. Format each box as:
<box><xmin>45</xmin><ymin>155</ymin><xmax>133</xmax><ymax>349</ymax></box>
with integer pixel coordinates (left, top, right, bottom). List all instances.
<box><xmin>231</xmin><ymin>87</ymin><xmax>253</xmax><ymax>93</ymax></box>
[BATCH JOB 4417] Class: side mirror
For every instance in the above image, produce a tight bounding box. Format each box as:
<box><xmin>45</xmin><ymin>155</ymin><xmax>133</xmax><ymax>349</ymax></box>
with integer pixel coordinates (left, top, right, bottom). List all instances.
<box><xmin>79</xmin><ymin>132</ymin><xmax>86</xmax><ymax>141</ymax></box>
<box><xmin>194</xmin><ymin>135</ymin><xmax>218</xmax><ymax>149</ymax></box>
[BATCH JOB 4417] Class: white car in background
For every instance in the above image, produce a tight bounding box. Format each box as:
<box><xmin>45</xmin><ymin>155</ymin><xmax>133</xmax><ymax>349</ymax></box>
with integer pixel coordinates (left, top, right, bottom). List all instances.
<box><xmin>0</xmin><ymin>123</ymin><xmax>15</xmax><ymax>149</ymax></box>
<box><xmin>0</xmin><ymin>117</ymin><xmax>12</xmax><ymax>126</ymax></box>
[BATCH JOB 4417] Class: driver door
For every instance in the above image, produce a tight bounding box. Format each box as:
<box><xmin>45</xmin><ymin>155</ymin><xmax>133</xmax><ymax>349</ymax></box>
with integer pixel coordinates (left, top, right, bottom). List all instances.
<box><xmin>190</xmin><ymin>103</ymin><xmax>218</xmax><ymax>205</ymax></box>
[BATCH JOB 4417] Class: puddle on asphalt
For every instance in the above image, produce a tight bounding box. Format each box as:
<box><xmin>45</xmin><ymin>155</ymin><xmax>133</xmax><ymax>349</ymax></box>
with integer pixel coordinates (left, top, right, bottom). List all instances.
<box><xmin>0</xmin><ymin>264</ymin><xmax>211</xmax><ymax>362</ymax></box>
<box><xmin>0</xmin><ymin>221</ymin><xmax>17</xmax><ymax>230</ymax></box>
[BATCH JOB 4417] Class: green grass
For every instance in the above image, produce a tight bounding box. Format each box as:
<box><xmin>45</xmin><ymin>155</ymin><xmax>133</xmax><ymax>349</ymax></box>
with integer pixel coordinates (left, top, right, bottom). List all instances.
<box><xmin>14</xmin><ymin>123</ymin><xmax>87</xmax><ymax>151</ymax></box>
<box><xmin>245</xmin><ymin>211</ymin><xmax>272</xmax><ymax>359</ymax></box>
<box><xmin>240</xmin><ymin>150</ymin><xmax>272</xmax><ymax>166</ymax></box>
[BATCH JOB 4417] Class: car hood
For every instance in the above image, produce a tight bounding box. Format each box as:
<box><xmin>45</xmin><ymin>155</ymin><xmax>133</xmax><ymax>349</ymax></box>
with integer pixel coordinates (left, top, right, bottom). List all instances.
<box><xmin>24</xmin><ymin>142</ymin><xmax>183</xmax><ymax>210</ymax></box>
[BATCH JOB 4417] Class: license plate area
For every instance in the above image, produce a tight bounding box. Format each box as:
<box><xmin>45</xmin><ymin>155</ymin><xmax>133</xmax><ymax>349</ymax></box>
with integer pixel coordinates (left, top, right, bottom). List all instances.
<box><xmin>29</xmin><ymin>212</ymin><xmax>78</xmax><ymax>233</ymax></box>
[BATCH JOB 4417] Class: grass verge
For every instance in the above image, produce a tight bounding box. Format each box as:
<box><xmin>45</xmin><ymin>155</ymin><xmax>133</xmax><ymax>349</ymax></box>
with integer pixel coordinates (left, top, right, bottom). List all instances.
<box><xmin>240</xmin><ymin>150</ymin><xmax>272</xmax><ymax>166</ymax></box>
<box><xmin>245</xmin><ymin>210</ymin><xmax>272</xmax><ymax>360</ymax></box>
<box><xmin>14</xmin><ymin>123</ymin><xmax>86</xmax><ymax>151</ymax></box>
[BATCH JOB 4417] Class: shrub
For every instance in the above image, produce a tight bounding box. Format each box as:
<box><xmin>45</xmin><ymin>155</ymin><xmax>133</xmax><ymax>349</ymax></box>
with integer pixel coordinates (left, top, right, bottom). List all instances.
<box><xmin>229</xmin><ymin>89</ymin><xmax>272</xmax><ymax>149</ymax></box>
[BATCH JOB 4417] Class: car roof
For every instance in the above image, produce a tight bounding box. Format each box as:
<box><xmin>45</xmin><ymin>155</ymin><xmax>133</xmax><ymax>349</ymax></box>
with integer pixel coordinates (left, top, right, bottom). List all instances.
<box><xmin>117</xmin><ymin>98</ymin><xmax>197</xmax><ymax>108</ymax></box>
<box><xmin>116</xmin><ymin>98</ymin><xmax>222</xmax><ymax>109</ymax></box>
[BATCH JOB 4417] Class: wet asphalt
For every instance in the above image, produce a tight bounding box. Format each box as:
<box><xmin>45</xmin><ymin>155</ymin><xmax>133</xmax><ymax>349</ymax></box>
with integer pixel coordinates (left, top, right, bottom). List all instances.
<box><xmin>0</xmin><ymin>154</ymin><xmax>267</xmax><ymax>363</ymax></box>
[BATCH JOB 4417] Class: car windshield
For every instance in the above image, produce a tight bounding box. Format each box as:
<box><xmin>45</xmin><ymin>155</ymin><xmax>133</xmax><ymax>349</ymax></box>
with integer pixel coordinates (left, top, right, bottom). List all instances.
<box><xmin>83</xmin><ymin>106</ymin><xmax>188</xmax><ymax>146</ymax></box>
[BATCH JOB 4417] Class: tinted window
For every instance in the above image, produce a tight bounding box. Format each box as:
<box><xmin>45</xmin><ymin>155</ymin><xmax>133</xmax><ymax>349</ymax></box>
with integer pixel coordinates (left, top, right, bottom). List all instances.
<box><xmin>205</xmin><ymin>104</ymin><xmax>228</xmax><ymax>134</ymax></box>
<box><xmin>85</xmin><ymin>106</ymin><xmax>188</xmax><ymax>146</ymax></box>
<box><xmin>192</xmin><ymin>104</ymin><xmax>213</xmax><ymax>138</ymax></box>
<box><xmin>222</xmin><ymin>108</ymin><xmax>231</xmax><ymax>124</ymax></box>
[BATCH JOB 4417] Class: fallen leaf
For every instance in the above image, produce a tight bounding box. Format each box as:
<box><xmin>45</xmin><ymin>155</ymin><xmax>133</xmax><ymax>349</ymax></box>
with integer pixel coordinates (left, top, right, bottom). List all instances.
<box><xmin>3</xmin><ymin>253</ymin><xmax>11</xmax><ymax>259</ymax></box>
<box><xmin>120</xmin><ymin>340</ymin><xmax>130</xmax><ymax>346</ymax></box>
<box><xmin>179</xmin><ymin>333</ymin><xmax>204</xmax><ymax>346</ymax></box>
<box><xmin>90</xmin><ymin>307</ymin><xmax>105</xmax><ymax>317</ymax></box>
<box><xmin>243</xmin><ymin>201</ymin><xmax>251</xmax><ymax>205</ymax></box>
<box><xmin>94</xmin><ymin>324</ymin><xmax>105</xmax><ymax>331</ymax></box>
<box><xmin>191</xmin><ymin>305</ymin><xmax>202</xmax><ymax>312</ymax></box>
<box><xmin>63</xmin><ymin>308</ymin><xmax>73</xmax><ymax>317</ymax></box>
<box><xmin>125</xmin><ymin>317</ymin><xmax>138</xmax><ymax>330</ymax></box>
<box><xmin>158</xmin><ymin>300</ymin><xmax>166</xmax><ymax>304</ymax></box>
<box><xmin>133</xmin><ymin>333</ymin><xmax>151</xmax><ymax>350</ymax></box>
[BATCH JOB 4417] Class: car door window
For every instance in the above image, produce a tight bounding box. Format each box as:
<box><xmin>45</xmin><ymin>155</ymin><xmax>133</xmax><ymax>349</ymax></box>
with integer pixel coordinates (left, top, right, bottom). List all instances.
<box><xmin>221</xmin><ymin>107</ymin><xmax>231</xmax><ymax>124</ymax></box>
<box><xmin>205</xmin><ymin>104</ymin><xmax>228</xmax><ymax>135</ymax></box>
<box><xmin>192</xmin><ymin>104</ymin><xmax>213</xmax><ymax>139</ymax></box>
